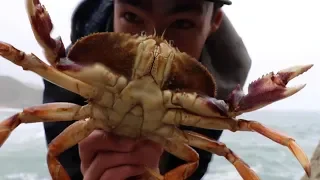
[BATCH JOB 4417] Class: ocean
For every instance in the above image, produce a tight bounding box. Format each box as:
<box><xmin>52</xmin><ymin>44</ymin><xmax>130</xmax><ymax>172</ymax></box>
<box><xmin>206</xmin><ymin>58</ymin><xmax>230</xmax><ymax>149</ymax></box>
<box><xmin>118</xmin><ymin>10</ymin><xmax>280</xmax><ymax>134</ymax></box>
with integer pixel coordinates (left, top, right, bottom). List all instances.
<box><xmin>0</xmin><ymin>108</ymin><xmax>319</xmax><ymax>180</ymax></box>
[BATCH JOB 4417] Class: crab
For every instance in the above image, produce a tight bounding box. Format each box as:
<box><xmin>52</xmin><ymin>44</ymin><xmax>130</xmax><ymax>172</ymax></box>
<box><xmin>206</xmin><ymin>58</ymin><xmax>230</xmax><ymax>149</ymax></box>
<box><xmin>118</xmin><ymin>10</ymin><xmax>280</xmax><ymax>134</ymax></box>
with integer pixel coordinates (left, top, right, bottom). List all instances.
<box><xmin>0</xmin><ymin>0</ymin><xmax>313</xmax><ymax>180</ymax></box>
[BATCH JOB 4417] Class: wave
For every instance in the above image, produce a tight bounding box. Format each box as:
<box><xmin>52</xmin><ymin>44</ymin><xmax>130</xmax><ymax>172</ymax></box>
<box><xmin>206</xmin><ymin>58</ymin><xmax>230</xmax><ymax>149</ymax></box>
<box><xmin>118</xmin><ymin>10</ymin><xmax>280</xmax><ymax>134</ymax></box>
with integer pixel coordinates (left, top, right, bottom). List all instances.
<box><xmin>0</xmin><ymin>107</ymin><xmax>22</xmax><ymax>113</ymax></box>
<box><xmin>3</xmin><ymin>173</ymin><xmax>49</xmax><ymax>180</ymax></box>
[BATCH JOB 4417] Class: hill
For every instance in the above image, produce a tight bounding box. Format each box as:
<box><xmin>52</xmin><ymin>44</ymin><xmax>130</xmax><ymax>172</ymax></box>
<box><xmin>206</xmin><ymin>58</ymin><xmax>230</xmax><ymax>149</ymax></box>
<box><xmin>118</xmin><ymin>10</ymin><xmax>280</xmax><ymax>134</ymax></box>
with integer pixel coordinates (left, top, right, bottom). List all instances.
<box><xmin>0</xmin><ymin>76</ymin><xmax>43</xmax><ymax>108</ymax></box>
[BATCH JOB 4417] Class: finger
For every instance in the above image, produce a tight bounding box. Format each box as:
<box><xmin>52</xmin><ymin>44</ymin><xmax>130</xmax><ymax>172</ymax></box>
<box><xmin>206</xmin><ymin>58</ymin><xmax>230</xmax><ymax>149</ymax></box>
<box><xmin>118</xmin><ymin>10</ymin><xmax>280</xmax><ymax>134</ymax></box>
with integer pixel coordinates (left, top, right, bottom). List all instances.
<box><xmin>138</xmin><ymin>138</ymin><xmax>164</xmax><ymax>152</ymax></box>
<box><xmin>134</xmin><ymin>139</ymin><xmax>164</xmax><ymax>168</ymax></box>
<box><xmin>100</xmin><ymin>165</ymin><xmax>145</xmax><ymax>180</ymax></box>
<box><xmin>80</xmin><ymin>130</ymin><xmax>139</xmax><ymax>152</ymax></box>
<box><xmin>81</xmin><ymin>140</ymin><xmax>163</xmax><ymax>176</ymax></box>
<box><xmin>79</xmin><ymin>130</ymin><xmax>139</xmax><ymax>164</ymax></box>
<box><xmin>82</xmin><ymin>141</ymin><xmax>164</xmax><ymax>178</ymax></box>
<box><xmin>82</xmin><ymin>152</ymin><xmax>144</xmax><ymax>180</ymax></box>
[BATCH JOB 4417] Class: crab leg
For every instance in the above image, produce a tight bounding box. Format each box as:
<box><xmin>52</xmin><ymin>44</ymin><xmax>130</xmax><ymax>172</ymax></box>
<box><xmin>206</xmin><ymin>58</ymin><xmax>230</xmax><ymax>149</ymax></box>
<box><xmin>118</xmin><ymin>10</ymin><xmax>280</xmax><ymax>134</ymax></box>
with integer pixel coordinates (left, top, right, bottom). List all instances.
<box><xmin>47</xmin><ymin>118</ymin><xmax>96</xmax><ymax>180</ymax></box>
<box><xmin>57</xmin><ymin>62</ymin><xmax>128</xmax><ymax>93</ymax></box>
<box><xmin>145</xmin><ymin>134</ymin><xmax>199</xmax><ymax>180</ymax></box>
<box><xmin>26</xmin><ymin>0</ymin><xmax>133</xmax><ymax>94</ymax></box>
<box><xmin>236</xmin><ymin>119</ymin><xmax>311</xmax><ymax>177</ymax></box>
<box><xmin>162</xmin><ymin>110</ymin><xmax>235</xmax><ymax>130</ymax></box>
<box><xmin>161</xmin><ymin>109</ymin><xmax>311</xmax><ymax>177</ymax></box>
<box><xmin>26</xmin><ymin>0</ymin><xmax>66</xmax><ymax>66</ymax></box>
<box><xmin>0</xmin><ymin>42</ymin><xmax>113</xmax><ymax>107</ymax></box>
<box><xmin>0</xmin><ymin>103</ymin><xmax>90</xmax><ymax>147</ymax></box>
<box><xmin>26</xmin><ymin>0</ymin><xmax>128</xmax><ymax>94</ymax></box>
<box><xmin>183</xmin><ymin>130</ymin><xmax>260</xmax><ymax>180</ymax></box>
<box><xmin>148</xmin><ymin>126</ymin><xmax>259</xmax><ymax>180</ymax></box>
<box><xmin>227</xmin><ymin>64</ymin><xmax>313</xmax><ymax>115</ymax></box>
<box><xmin>165</xmin><ymin>64</ymin><xmax>313</xmax><ymax>118</ymax></box>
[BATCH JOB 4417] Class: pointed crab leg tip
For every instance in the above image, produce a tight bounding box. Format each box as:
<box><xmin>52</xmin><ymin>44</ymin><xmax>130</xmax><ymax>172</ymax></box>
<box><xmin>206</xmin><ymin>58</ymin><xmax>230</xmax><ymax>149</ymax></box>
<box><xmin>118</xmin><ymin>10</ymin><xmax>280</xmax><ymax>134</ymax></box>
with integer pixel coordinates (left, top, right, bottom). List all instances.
<box><xmin>304</xmin><ymin>64</ymin><xmax>314</xmax><ymax>71</ymax></box>
<box><xmin>295</xmin><ymin>64</ymin><xmax>314</xmax><ymax>75</ymax></box>
<box><xmin>145</xmin><ymin>167</ymin><xmax>163</xmax><ymax>180</ymax></box>
<box><xmin>26</xmin><ymin>0</ymin><xmax>35</xmax><ymax>13</ymax></box>
<box><xmin>306</xmin><ymin>165</ymin><xmax>312</xmax><ymax>178</ymax></box>
<box><xmin>0</xmin><ymin>42</ymin><xmax>10</xmax><ymax>56</ymax></box>
<box><xmin>288</xmin><ymin>141</ymin><xmax>311</xmax><ymax>177</ymax></box>
<box><xmin>298</xmin><ymin>84</ymin><xmax>307</xmax><ymax>89</ymax></box>
<box><xmin>279</xmin><ymin>64</ymin><xmax>314</xmax><ymax>73</ymax></box>
<box><xmin>0</xmin><ymin>41</ymin><xmax>8</xmax><ymax>49</ymax></box>
<box><xmin>278</xmin><ymin>64</ymin><xmax>314</xmax><ymax>83</ymax></box>
<box><xmin>284</xmin><ymin>84</ymin><xmax>307</xmax><ymax>97</ymax></box>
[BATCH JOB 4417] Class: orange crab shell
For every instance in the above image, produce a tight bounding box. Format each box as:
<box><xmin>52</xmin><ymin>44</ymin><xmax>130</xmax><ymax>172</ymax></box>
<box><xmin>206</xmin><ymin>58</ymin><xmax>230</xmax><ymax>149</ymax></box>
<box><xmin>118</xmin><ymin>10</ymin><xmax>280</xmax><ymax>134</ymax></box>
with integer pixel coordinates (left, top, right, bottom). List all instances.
<box><xmin>65</xmin><ymin>32</ymin><xmax>218</xmax><ymax>98</ymax></box>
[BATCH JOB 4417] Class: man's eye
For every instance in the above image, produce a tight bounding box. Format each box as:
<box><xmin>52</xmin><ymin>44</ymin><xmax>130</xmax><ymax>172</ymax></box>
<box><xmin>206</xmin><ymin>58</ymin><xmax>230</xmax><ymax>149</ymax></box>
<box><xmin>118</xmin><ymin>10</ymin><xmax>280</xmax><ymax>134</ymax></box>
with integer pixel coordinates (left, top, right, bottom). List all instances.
<box><xmin>171</xmin><ymin>20</ymin><xmax>195</xmax><ymax>29</ymax></box>
<box><xmin>123</xmin><ymin>12</ymin><xmax>143</xmax><ymax>24</ymax></box>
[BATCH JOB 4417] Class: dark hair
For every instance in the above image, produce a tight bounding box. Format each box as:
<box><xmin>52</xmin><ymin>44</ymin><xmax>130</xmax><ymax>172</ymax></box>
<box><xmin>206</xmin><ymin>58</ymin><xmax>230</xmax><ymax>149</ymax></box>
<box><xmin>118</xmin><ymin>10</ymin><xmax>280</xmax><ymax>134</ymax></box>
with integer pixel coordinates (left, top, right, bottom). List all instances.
<box><xmin>207</xmin><ymin>0</ymin><xmax>231</xmax><ymax>20</ymax></box>
<box><xmin>207</xmin><ymin>0</ymin><xmax>232</xmax><ymax>6</ymax></box>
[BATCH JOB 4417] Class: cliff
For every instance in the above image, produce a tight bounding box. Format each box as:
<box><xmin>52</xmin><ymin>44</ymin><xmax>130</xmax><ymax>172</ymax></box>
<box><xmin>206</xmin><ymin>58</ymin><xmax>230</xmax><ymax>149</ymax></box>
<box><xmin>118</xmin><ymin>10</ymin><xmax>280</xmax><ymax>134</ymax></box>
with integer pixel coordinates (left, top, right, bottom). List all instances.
<box><xmin>0</xmin><ymin>76</ymin><xmax>43</xmax><ymax>108</ymax></box>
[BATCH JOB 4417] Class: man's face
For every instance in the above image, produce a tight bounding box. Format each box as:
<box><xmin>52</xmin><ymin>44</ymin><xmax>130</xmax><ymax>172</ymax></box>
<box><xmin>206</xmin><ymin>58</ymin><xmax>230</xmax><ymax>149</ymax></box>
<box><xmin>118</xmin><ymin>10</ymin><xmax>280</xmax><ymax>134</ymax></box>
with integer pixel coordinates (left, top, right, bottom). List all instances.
<box><xmin>113</xmin><ymin>0</ymin><xmax>222</xmax><ymax>60</ymax></box>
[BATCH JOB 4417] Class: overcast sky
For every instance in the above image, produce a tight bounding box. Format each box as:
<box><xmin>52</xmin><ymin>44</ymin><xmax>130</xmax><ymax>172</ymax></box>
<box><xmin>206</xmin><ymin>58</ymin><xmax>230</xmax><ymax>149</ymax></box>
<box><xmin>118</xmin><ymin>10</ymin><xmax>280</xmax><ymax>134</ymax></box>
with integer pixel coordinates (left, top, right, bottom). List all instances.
<box><xmin>0</xmin><ymin>0</ymin><xmax>319</xmax><ymax>111</ymax></box>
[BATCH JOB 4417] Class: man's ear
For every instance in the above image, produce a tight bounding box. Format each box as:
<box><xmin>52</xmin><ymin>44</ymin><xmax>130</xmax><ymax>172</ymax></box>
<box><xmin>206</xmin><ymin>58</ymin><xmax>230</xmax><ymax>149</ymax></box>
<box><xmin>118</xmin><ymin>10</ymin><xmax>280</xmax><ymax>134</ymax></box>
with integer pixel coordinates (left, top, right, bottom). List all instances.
<box><xmin>211</xmin><ymin>8</ymin><xmax>223</xmax><ymax>33</ymax></box>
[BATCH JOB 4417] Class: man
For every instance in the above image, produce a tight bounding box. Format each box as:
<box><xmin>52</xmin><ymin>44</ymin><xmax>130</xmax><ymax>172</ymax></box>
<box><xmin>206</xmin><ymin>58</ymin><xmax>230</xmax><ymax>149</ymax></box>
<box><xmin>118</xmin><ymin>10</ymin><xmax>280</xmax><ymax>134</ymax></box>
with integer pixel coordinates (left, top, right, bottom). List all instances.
<box><xmin>42</xmin><ymin>0</ymin><xmax>252</xmax><ymax>179</ymax></box>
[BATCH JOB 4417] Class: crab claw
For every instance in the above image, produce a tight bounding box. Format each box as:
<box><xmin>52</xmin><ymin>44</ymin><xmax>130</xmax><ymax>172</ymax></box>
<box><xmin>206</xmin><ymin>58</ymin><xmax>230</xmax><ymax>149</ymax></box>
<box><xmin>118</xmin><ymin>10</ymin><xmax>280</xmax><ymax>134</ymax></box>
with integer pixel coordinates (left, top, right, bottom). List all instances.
<box><xmin>227</xmin><ymin>64</ymin><xmax>313</xmax><ymax>115</ymax></box>
<box><xmin>26</xmin><ymin>0</ymin><xmax>66</xmax><ymax>65</ymax></box>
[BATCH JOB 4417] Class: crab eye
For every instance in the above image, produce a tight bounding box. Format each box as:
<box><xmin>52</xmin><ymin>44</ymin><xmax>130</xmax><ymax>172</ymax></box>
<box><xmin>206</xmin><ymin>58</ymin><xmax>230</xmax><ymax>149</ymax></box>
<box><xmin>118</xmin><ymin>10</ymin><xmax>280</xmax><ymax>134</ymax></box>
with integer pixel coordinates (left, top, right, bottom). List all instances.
<box><xmin>171</xmin><ymin>19</ymin><xmax>195</xmax><ymax>30</ymax></box>
<box><xmin>123</xmin><ymin>12</ymin><xmax>143</xmax><ymax>24</ymax></box>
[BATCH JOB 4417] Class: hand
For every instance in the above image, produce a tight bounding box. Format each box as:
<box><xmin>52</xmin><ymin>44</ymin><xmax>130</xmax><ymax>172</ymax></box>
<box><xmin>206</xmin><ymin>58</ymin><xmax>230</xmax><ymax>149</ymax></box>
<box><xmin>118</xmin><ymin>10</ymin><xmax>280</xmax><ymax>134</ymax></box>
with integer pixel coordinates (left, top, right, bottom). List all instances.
<box><xmin>79</xmin><ymin>130</ymin><xmax>163</xmax><ymax>180</ymax></box>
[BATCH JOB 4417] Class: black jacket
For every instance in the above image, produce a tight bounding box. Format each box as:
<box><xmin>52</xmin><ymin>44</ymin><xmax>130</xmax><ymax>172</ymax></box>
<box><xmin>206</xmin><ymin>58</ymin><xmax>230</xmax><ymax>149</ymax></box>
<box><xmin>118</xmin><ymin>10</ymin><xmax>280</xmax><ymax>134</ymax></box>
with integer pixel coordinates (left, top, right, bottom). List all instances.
<box><xmin>42</xmin><ymin>0</ymin><xmax>252</xmax><ymax>179</ymax></box>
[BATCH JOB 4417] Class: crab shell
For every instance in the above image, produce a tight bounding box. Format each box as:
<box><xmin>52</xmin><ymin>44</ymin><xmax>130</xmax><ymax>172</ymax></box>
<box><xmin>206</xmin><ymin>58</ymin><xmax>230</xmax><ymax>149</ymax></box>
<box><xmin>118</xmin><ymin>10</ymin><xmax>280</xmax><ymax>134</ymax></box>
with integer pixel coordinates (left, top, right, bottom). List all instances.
<box><xmin>64</xmin><ymin>33</ymin><xmax>218</xmax><ymax>99</ymax></box>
